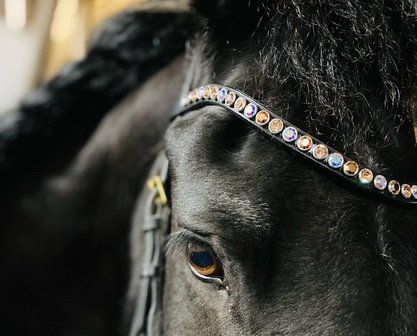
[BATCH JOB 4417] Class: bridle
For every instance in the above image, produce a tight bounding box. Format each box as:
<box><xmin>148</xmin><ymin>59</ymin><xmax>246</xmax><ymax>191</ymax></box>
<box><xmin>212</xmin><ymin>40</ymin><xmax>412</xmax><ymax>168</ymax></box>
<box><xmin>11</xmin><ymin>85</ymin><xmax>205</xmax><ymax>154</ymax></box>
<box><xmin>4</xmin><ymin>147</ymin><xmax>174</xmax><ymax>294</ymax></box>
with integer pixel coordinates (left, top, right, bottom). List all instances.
<box><xmin>128</xmin><ymin>83</ymin><xmax>417</xmax><ymax>335</ymax></box>
<box><xmin>129</xmin><ymin>152</ymin><xmax>170</xmax><ymax>336</ymax></box>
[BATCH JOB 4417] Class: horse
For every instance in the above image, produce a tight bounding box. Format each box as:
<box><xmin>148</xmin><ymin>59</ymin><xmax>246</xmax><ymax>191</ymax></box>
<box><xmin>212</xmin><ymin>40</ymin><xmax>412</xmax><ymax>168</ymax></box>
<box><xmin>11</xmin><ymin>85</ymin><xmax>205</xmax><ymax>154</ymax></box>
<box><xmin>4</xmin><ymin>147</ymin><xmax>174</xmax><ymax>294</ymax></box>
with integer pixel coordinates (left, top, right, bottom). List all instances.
<box><xmin>1</xmin><ymin>0</ymin><xmax>417</xmax><ymax>335</ymax></box>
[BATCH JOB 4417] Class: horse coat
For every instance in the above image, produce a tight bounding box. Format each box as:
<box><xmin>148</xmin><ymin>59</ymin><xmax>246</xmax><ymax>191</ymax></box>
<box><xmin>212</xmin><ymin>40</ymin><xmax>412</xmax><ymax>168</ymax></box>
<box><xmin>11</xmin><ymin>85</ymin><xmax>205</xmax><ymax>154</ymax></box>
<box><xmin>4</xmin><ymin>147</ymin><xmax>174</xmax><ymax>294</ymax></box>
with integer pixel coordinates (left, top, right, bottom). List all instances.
<box><xmin>1</xmin><ymin>1</ymin><xmax>417</xmax><ymax>335</ymax></box>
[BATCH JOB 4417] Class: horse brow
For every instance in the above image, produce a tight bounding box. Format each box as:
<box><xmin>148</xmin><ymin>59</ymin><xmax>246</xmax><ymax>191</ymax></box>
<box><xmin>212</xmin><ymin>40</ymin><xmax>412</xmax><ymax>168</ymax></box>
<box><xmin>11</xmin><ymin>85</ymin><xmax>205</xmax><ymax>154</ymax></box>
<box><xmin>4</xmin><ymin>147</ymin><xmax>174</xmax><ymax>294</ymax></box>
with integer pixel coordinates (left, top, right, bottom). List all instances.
<box><xmin>200</xmin><ymin>202</ymin><xmax>275</xmax><ymax>239</ymax></box>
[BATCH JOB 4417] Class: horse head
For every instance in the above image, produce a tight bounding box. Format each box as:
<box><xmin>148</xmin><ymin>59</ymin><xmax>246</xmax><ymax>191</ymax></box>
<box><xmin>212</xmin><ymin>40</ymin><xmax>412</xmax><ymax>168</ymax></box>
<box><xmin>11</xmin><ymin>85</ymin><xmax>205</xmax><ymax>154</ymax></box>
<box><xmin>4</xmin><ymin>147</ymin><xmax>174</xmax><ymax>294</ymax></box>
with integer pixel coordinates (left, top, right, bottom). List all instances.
<box><xmin>1</xmin><ymin>1</ymin><xmax>416</xmax><ymax>335</ymax></box>
<box><xmin>129</xmin><ymin>0</ymin><xmax>417</xmax><ymax>335</ymax></box>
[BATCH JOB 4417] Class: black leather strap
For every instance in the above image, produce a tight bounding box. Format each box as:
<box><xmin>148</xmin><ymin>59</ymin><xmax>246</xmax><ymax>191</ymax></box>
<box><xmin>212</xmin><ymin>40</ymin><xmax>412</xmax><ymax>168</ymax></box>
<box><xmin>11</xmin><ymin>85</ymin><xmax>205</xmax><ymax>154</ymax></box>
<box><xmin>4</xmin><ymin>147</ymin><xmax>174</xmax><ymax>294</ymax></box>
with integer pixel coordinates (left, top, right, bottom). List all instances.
<box><xmin>129</xmin><ymin>152</ymin><xmax>170</xmax><ymax>336</ymax></box>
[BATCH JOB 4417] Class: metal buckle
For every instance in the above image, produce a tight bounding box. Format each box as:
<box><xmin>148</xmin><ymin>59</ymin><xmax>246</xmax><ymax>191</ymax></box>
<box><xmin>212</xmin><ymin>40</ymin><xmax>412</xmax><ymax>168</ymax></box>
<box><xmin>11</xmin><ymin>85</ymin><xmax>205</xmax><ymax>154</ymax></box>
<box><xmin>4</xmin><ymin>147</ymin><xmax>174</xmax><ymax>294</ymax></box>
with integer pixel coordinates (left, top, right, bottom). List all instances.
<box><xmin>147</xmin><ymin>175</ymin><xmax>168</xmax><ymax>206</ymax></box>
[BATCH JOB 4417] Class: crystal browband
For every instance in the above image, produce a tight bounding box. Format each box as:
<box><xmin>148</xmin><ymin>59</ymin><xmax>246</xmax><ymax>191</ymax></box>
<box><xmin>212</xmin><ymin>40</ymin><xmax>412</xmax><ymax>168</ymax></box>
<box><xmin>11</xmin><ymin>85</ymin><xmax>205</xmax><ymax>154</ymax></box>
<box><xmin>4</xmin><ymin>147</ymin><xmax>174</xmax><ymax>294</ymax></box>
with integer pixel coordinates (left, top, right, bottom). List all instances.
<box><xmin>174</xmin><ymin>85</ymin><xmax>417</xmax><ymax>205</ymax></box>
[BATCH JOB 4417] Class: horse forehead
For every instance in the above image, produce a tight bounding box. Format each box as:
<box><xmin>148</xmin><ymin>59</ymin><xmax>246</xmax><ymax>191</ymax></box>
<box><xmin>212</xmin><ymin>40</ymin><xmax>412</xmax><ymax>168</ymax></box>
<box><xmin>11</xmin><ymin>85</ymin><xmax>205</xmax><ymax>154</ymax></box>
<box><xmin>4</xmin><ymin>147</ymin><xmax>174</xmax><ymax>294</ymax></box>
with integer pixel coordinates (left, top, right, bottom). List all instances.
<box><xmin>167</xmin><ymin>108</ymin><xmax>359</xmax><ymax>240</ymax></box>
<box><xmin>169</xmin><ymin>148</ymin><xmax>276</xmax><ymax>239</ymax></box>
<box><xmin>167</xmin><ymin>109</ymin><xmax>280</xmax><ymax>237</ymax></box>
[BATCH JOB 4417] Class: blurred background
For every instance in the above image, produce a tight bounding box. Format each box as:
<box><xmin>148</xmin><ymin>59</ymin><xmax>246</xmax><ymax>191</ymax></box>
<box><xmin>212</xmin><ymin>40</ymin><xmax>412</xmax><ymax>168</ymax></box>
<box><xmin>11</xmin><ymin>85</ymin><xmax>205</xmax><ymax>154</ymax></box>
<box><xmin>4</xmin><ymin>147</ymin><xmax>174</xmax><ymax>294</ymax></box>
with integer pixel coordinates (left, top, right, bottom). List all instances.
<box><xmin>0</xmin><ymin>0</ymin><xmax>144</xmax><ymax>114</ymax></box>
<box><xmin>1</xmin><ymin>0</ymin><xmax>415</xmax><ymax>139</ymax></box>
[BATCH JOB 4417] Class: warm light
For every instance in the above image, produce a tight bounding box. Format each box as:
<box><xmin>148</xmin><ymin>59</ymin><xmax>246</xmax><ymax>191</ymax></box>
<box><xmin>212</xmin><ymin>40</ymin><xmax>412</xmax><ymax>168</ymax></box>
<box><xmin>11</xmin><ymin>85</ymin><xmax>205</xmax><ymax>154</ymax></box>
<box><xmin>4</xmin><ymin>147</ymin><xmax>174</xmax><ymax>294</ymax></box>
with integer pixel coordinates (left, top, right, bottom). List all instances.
<box><xmin>5</xmin><ymin>0</ymin><xmax>27</xmax><ymax>32</ymax></box>
<box><xmin>414</xmin><ymin>126</ymin><xmax>417</xmax><ymax>144</ymax></box>
<box><xmin>50</xmin><ymin>0</ymin><xmax>79</xmax><ymax>42</ymax></box>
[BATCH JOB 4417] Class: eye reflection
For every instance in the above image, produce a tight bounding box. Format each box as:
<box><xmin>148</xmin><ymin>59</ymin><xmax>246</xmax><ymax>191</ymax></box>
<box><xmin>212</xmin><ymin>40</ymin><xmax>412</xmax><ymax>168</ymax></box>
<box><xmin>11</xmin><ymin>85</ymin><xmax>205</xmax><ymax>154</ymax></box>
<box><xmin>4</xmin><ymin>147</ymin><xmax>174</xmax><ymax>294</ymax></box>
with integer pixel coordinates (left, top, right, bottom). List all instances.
<box><xmin>186</xmin><ymin>244</ymin><xmax>223</xmax><ymax>281</ymax></box>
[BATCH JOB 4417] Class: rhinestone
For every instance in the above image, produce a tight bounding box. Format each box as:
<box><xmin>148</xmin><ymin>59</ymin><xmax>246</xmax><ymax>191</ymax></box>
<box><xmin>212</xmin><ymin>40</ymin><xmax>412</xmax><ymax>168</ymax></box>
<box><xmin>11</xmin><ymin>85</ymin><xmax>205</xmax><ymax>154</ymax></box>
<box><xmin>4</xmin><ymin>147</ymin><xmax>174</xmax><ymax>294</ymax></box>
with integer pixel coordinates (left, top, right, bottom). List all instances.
<box><xmin>180</xmin><ymin>96</ymin><xmax>188</xmax><ymax>106</ymax></box>
<box><xmin>268</xmin><ymin>118</ymin><xmax>284</xmax><ymax>134</ymax></box>
<box><xmin>255</xmin><ymin>111</ymin><xmax>270</xmax><ymax>126</ymax></box>
<box><xmin>343</xmin><ymin>161</ymin><xmax>359</xmax><ymax>176</ymax></box>
<box><xmin>282</xmin><ymin>127</ymin><xmax>298</xmax><ymax>142</ymax></box>
<box><xmin>191</xmin><ymin>89</ymin><xmax>198</xmax><ymax>102</ymax></box>
<box><xmin>197</xmin><ymin>86</ymin><xmax>204</xmax><ymax>99</ymax></box>
<box><xmin>359</xmin><ymin>168</ymin><xmax>373</xmax><ymax>184</ymax></box>
<box><xmin>296</xmin><ymin>135</ymin><xmax>313</xmax><ymax>151</ymax></box>
<box><xmin>388</xmin><ymin>180</ymin><xmax>401</xmax><ymax>195</ymax></box>
<box><xmin>328</xmin><ymin>153</ymin><xmax>344</xmax><ymax>168</ymax></box>
<box><xmin>373</xmin><ymin>175</ymin><xmax>387</xmax><ymax>190</ymax></box>
<box><xmin>234</xmin><ymin>97</ymin><xmax>247</xmax><ymax>111</ymax></box>
<box><xmin>411</xmin><ymin>185</ymin><xmax>417</xmax><ymax>199</ymax></box>
<box><xmin>217</xmin><ymin>88</ymin><xmax>227</xmax><ymax>102</ymax></box>
<box><xmin>312</xmin><ymin>144</ymin><xmax>328</xmax><ymax>160</ymax></box>
<box><xmin>401</xmin><ymin>184</ymin><xmax>412</xmax><ymax>199</ymax></box>
<box><xmin>225</xmin><ymin>92</ymin><xmax>236</xmax><ymax>106</ymax></box>
<box><xmin>187</xmin><ymin>92</ymin><xmax>193</xmax><ymax>104</ymax></box>
<box><xmin>244</xmin><ymin>103</ymin><xmax>258</xmax><ymax>118</ymax></box>
<box><xmin>210</xmin><ymin>86</ymin><xmax>218</xmax><ymax>100</ymax></box>
<box><xmin>203</xmin><ymin>86</ymin><xmax>211</xmax><ymax>99</ymax></box>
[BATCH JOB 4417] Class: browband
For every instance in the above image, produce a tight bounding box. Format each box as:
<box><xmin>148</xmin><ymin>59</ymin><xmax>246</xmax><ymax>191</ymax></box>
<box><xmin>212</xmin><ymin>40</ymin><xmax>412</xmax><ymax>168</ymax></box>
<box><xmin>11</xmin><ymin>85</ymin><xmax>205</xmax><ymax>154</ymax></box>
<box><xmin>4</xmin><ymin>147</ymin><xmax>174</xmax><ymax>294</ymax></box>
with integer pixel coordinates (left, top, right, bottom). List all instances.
<box><xmin>173</xmin><ymin>85</ymin><xmax>417</xmax><ymax>205</ymax></box>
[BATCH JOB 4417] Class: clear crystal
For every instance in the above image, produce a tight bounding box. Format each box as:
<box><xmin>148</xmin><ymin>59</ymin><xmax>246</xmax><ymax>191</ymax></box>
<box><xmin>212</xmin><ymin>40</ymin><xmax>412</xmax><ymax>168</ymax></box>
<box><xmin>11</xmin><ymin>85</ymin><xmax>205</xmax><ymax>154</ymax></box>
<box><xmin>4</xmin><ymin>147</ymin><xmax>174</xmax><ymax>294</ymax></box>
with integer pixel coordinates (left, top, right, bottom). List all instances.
<box><xmin>282</xmin><ymin>127</ymin><xmax>298</xmax><ymax>142</ymax></box>
<box><xmin>373</xmin><ymin>175</ymin><xmax>387</xmax><ymax>190</ymax></box>
<box><xmin>412</xmin><ymin>185</ymin><xmax>417</xmax><ymax>199</ymax></box>
<box><xmin>328</xmin><ymin>153</ymin><xmax>344</xmax><ymax>168</ymax></box>
<box><xmin>217</xmin><ymin>88</ymin><xmax>227</xmax><ymax>102</ymax></box>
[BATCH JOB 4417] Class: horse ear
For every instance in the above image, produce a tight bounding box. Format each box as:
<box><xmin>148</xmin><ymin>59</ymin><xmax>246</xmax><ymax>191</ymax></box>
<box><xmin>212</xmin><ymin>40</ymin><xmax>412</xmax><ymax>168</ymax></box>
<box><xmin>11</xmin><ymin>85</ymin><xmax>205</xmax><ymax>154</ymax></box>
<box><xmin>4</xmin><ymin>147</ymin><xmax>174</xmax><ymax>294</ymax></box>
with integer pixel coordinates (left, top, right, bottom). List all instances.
<box><xmin>191</xmin><ymin>0</ymin><xmax>268</xmax><ymax>45</ymax></box>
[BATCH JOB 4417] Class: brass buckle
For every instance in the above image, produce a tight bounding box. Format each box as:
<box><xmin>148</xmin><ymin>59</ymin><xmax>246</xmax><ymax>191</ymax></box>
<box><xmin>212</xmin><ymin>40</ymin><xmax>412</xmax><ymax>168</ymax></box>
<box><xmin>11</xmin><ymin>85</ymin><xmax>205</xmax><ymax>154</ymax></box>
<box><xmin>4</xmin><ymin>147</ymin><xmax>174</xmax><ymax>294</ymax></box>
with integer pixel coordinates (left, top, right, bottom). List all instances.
<box><xmin>147</xmin><ymin>175</ymin><xmax>168</xmax><ymax>206</ymax></box>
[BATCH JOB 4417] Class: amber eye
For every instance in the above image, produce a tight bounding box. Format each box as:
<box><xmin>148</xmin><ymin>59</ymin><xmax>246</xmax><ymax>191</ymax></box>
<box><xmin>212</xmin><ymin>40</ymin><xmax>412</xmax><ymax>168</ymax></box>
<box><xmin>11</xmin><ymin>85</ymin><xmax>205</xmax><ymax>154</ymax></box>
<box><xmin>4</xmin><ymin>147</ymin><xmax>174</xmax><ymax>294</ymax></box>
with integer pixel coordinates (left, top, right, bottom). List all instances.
<box><xmin>186</xmin><ymin>245</ymin><xmax>222</xmax><ymax>280</ymax></box>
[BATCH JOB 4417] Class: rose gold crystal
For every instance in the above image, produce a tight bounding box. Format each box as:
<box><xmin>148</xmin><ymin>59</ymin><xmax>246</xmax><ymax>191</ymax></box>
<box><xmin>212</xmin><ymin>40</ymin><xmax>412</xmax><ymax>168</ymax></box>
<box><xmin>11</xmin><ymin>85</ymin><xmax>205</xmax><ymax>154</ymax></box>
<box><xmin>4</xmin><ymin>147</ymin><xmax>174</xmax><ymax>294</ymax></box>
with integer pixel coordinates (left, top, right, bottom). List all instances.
<box><xmin>388</xmin><ymin>180</ymin><xmax>401</xmax><ymax>195</ymax></box>
<box><xmin>203</xmin><ymin>86</ymin><xmax>211</xmax><ymax>99</ymax></box>
<box><xmin>210</xmin><ymin>86</ymin><xmax>218</xmax><ymax>100</ymax></box>
<box><xmin>401</xmin><ymin>184</ymin><xmax>412</xmax><ymax>198</ymax></box>
<box><xmin>268</xmin><ymin>118</ymin><xmax>284</xmax><ymax>134</ymax></box>
<box><xmin>234</xmin><ymin>97</ymin><xmax>247</xmax><ymax>111</ymax></box>
<box><xmin>296</xmin><ymin>135</ymin><xmax>313</xmax><ymax>151</ymax></box>
<box><xmin>225</xmin><ymin>92</ymin><xmax>236</xmax><ymax>106</ymax></box>
<box><xmin>255</xmin><ymin>111</ymin><xmax>270</xmax><ymax>126</ymax></box>
<box><xmin>359</xmin><ymin>168</ymin><xmax>373</xmax><ymax>184</ymax></box>
<box><xmin>312</xmin><ymin>144</ymin><xmax>328</xmax><ymax>160</ymax></box>
<box><xmin>343</xmin><ymin>161</ymin><xmax>359</xmax><ymax>176</ymax></box>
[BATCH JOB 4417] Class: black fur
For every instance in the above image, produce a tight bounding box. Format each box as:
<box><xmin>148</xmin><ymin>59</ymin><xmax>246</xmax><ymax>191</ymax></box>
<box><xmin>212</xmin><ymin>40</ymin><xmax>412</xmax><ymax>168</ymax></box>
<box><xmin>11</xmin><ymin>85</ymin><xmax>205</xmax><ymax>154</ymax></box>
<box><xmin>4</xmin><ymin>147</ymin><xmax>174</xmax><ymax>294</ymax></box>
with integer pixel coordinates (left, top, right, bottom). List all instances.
<box><xmin>1</xmin><ymin>0</ymin><xmax>417</xmax><ymax>335</ymax></box>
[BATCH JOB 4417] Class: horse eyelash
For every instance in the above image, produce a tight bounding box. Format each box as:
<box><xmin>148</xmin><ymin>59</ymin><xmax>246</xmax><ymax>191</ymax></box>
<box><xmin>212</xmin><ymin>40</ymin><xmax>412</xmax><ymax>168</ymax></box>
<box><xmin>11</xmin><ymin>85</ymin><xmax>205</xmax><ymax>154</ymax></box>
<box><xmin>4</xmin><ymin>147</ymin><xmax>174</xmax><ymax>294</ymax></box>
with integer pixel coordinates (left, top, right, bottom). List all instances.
<box><xmin>165</xmin><ymin>229</ymin><xmax>211</xmax><ymax>256</ymax></box>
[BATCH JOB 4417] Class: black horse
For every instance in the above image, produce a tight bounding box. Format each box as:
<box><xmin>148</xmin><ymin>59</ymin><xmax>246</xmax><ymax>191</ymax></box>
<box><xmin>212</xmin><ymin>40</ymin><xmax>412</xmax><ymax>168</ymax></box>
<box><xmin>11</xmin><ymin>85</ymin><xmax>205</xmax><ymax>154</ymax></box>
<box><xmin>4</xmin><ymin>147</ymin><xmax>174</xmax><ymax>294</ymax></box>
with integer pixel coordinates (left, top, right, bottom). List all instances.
<box><xmin>1</xmin><ymin>0</ymin><xmax>417</xmax><ymax>335</ymax></box>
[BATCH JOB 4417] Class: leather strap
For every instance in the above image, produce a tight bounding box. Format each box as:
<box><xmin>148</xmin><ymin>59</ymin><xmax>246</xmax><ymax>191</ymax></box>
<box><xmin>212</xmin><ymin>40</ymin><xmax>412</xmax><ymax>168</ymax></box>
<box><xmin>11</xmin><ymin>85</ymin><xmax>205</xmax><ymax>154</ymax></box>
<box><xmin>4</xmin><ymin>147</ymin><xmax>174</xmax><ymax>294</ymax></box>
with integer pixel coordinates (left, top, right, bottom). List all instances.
<box><xmin>129</xmin><ymin>152</ymin><xmax>170</xmax><ymax>336</ymax></box>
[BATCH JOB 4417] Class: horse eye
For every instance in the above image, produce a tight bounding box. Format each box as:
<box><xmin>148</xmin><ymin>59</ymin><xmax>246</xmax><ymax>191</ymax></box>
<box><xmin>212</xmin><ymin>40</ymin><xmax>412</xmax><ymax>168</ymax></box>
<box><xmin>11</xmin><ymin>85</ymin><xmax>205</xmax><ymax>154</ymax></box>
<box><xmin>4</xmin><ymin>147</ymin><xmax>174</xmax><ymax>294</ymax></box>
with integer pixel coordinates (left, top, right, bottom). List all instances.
<box><xmin>186</xmin><ymin>245</ymin><xmax>223</xmax><ymax>281</ymax></box>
